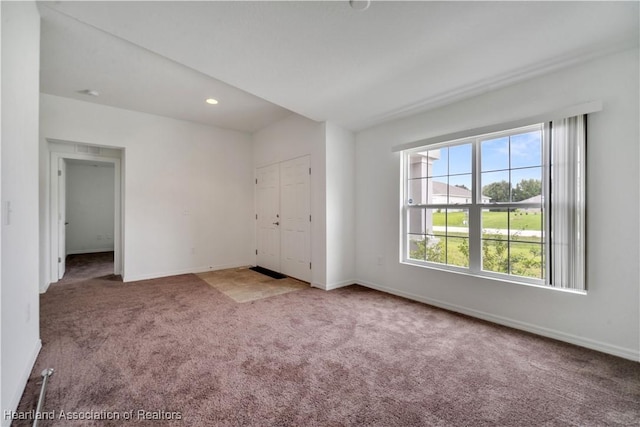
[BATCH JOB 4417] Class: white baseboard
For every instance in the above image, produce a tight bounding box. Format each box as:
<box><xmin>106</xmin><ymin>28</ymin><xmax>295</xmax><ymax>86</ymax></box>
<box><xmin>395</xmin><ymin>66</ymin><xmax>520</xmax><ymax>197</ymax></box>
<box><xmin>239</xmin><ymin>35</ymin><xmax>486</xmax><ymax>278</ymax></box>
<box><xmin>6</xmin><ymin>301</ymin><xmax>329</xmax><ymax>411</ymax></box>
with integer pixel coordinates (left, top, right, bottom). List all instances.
<box><xmin>310</xmin><ymin>279</ymin><xmax>355</xmax><ymax>291</ymax></box>
<box><xmin>2</xmin><ymin>339</ymin><xmax>42</xmax><ymax>427</ymax></box>
<box><xmin>310</xmin><ymin>281</ymin><xmax>327</xmax><ymax>290</ymax></box>
<box><xmin>123</xmin><ymin>263</ymin><xmax>249</xmax><ymax>283</ymax></box>
<box><xmin>357</xmin><ymin>279</ymin><xmax>639</xmax><ymax>362</ymax></box>
<box><xmin>325</xmin><ymin>279</ymin><xmax>355</xmax><ymax>290</ymax></box>
<box><xmin>40</xmin><ymin>281</ymin><xmax>50</xmax><ymax>294</ymax></box>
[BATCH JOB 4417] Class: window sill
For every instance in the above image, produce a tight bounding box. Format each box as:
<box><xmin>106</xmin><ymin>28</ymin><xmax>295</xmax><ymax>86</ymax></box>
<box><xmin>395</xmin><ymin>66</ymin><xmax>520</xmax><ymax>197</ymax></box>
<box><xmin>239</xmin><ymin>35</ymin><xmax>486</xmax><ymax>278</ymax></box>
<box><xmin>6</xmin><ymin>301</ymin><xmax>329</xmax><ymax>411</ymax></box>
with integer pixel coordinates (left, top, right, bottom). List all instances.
<box><xmin>400</xmin><ymin>259</ymin><xmax>587</xmax><ymax>295</ymax></box>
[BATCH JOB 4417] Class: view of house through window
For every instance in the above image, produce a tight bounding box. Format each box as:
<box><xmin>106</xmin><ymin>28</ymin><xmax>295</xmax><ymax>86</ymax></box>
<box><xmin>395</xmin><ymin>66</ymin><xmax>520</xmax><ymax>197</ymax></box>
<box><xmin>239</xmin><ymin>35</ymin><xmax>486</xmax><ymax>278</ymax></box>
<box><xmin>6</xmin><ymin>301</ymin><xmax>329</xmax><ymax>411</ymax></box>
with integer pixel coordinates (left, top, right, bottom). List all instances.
<box><xmin>405</xmin><ymin>124</ymin><xmax>547</xmax><ymax>284</ymax></box>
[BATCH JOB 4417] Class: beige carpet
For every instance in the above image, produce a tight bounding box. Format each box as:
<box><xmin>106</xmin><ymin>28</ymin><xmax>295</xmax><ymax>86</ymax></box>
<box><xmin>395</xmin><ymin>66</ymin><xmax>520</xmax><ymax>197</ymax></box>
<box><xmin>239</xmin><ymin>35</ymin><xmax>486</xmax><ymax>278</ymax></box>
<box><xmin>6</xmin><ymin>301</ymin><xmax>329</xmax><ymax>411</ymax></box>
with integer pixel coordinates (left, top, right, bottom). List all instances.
<box><xmin>18</xmin><ymin>273</ymin><xmax>640</xmax><ymax>426</ymax></box>
<box><xmin>197</xmin><ymin>267</ymin><xmax>308</xmax><ymax>303</ymax></box>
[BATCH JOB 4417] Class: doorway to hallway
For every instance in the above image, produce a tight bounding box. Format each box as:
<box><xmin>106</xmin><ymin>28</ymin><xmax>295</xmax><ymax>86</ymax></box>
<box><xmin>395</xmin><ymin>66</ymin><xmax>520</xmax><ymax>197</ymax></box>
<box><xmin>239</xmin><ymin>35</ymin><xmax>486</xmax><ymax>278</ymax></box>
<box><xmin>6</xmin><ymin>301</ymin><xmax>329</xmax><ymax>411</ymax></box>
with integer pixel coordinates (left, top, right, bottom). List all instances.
<box><xmin>56</xmin><ymin>252</ymin><xmax>120</xmax><ymax>284</ymax></box>
<box><xmin>48</xmin><ymin>141</ymin><xmax>123</xmax><ymax>287</ymax></box>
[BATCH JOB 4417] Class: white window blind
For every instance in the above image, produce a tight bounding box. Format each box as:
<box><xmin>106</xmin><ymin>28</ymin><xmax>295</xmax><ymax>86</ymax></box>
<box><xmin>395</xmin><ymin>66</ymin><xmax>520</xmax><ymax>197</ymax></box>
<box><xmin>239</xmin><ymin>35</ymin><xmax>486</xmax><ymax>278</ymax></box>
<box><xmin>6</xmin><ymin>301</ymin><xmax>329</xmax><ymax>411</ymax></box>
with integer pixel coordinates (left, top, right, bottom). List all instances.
<box><xmin>550</xmin><ymin>115</ymin><xmax>586</xmax><ymax>290</ymax></box>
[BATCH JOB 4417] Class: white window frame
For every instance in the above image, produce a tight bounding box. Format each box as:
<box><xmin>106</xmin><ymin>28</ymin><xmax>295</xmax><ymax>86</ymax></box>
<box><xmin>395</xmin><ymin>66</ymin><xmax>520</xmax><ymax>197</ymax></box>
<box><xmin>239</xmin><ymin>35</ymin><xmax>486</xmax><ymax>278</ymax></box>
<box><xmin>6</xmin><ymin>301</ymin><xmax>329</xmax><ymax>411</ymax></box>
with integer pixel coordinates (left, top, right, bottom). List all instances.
<box><xmin>401</xmin><ymin>123</ymin><xmax>552</xmax><ymax>288</ymax></box>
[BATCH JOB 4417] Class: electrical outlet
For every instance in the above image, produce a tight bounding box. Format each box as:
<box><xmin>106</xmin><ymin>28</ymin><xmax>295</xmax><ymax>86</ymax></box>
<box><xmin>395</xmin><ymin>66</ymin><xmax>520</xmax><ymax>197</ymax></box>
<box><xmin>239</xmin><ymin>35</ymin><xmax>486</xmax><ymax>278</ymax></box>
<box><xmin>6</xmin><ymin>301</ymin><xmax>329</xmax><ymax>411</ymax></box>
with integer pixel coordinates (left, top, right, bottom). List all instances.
<box><xmin>191</xmin><ymin>247</ymin><xmax>196</xmax><ymax>255</ymax></box>
<box><xmin>376</xmin><ymin>256</ymin><xmax>383</xmax><ymax>266</ymax></box>
<box><xmin>97</xmin><ymin>235</ymin><xmax>103</xmax><ymax>241</ymax></box>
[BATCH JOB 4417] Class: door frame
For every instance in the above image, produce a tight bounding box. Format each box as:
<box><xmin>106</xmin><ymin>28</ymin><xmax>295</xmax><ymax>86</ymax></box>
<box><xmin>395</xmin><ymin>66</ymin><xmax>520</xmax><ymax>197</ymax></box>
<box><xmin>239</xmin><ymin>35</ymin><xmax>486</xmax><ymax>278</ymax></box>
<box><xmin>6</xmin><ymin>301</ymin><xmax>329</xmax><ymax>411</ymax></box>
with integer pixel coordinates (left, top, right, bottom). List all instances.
<box><xmin>49</xmin><ymin>150</ymin><xmax>123</xmax><ymax>283</ymax></box>
<box><xmin>57</xmin><ymin>157</ymin><xmax>67</xmax><ymax>279</ymax></box>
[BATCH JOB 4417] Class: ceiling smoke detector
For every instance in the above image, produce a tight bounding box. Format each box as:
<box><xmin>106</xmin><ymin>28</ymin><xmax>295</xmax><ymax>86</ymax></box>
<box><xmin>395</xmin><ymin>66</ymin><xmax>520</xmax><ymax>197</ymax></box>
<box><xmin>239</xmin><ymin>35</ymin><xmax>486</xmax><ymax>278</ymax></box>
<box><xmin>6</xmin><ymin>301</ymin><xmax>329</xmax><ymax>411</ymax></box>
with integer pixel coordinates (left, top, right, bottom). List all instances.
<box><xmin>349</xmin><ymin>0</ymin><xmax>370</xmax><ymax>11</ymax></box>
<box><xmin>79</xmin><ymin>89</ymin><xmax>100</xmax><ymax>97</ymax></box>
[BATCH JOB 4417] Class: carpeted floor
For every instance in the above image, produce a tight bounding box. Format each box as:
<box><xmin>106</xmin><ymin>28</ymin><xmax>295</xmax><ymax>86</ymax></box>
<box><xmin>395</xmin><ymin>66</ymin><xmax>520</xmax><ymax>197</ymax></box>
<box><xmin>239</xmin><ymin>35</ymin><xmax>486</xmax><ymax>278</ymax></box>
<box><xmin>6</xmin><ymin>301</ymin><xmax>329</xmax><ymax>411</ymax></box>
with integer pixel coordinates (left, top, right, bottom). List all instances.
<box><xmin>15</xmin><ymin>271</ymin><xmax>640</xmax><ymax>426</ymax></box>
<box><xmin>58</xmin><ymin>252</ymin><xmax>119</xmax><ymax>284</ymax></box>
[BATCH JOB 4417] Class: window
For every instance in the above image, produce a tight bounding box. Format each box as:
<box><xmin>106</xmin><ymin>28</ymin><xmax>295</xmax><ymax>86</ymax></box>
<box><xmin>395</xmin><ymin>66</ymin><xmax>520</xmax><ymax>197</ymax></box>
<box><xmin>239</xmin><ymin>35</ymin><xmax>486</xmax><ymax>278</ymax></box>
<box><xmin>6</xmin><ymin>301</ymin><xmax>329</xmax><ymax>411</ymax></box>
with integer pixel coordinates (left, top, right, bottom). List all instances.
<box><xmin>402</xmin><ymin>118</ymin><xmax>586</xmax><ymax>290</ymax></box>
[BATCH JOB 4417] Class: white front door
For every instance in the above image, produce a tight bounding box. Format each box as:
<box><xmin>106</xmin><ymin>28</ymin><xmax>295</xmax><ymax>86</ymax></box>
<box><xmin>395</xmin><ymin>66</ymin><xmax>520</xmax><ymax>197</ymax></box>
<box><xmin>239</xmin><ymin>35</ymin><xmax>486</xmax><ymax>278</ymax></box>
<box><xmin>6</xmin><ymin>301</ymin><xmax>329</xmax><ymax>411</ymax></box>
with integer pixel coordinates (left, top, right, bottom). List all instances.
<box><xmin>58</xmin><ymin>158</ymin><xmax>67</xmax><ymax>279</ymax></box>
<box><xmin>256</xmin><ymin>156</ymin><xmax>311</xmax><ymax>282</ymax></box>
<box><xmin>256</xmin><ymin>163</ymin><xmax>281</xmax><ymax>272</ymax></box>
<box><xmin>280</xmin><ymin>156</ymin><xmax>311</xmax><ymax>282</ymax></box>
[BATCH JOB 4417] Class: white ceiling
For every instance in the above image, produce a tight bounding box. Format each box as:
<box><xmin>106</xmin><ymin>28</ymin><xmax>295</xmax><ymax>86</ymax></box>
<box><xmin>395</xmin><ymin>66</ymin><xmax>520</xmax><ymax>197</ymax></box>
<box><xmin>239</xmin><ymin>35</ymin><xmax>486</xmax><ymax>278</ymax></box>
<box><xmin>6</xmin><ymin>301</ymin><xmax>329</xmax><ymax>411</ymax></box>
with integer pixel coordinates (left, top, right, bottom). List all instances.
<box><xmin>39</xmin><ymin>1</ymin><xmax>639</xmax><ymax>133</ymax></box>
<box><xmin>38</xmin><ymin>5</ymin><xmax>293</xmax><ymax>133</ymax></box>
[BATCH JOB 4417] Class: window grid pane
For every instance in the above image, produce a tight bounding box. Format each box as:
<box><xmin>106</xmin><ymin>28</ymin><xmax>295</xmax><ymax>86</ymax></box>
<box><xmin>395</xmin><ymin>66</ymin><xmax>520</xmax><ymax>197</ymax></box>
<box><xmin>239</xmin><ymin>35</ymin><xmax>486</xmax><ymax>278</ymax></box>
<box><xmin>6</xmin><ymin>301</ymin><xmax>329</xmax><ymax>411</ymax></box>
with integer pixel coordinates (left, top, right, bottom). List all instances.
<box><xmin>407</xmin><ymin>207</ymin><xmax>424</xmax><ymax>234</ymax></box>
<box><xmin>408</xmin><ymin>234</ymin><xmax>426</xmax><ymax>261</ymax></box>
<box><xmin>427</xmin><ymin>208</ymin><xmax>469</xmax><ymax>267</ymax></box>
<box><xmin>481</xmin><ymin>208</ymin><xmax>544</xmax><ymax>280</ymax></box>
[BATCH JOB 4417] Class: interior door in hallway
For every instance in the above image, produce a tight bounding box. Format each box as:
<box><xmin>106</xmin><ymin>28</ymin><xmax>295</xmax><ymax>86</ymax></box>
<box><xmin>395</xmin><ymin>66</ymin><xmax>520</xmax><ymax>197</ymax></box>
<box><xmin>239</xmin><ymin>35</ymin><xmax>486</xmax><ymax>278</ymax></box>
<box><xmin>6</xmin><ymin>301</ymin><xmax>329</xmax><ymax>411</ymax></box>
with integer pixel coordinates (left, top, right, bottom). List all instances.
<box><xmin>256</xmin><ymin>156</ymin><xmax>310</xmax><ymax>282</ymax></box>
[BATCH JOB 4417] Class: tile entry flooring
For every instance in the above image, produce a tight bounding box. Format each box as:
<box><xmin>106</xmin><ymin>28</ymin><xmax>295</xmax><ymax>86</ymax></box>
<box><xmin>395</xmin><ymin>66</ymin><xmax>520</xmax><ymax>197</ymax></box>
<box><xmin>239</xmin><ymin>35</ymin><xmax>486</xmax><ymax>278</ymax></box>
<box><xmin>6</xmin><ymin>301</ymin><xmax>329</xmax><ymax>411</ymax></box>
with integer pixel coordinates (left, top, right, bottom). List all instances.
<box><xmin>197</xmin><ymin>267</ymin><xmax>309</xmax><ymax>303</ymax></box>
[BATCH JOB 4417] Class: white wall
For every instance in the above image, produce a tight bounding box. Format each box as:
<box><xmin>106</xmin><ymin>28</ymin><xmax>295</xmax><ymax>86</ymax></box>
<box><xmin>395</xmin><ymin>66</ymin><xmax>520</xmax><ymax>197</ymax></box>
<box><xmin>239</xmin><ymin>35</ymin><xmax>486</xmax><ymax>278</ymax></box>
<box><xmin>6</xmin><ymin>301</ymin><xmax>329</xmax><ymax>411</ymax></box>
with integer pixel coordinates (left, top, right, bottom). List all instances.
<box><xmin>252</xmin><ymin>116</ymin><xmax>356</xmax><ymax>289</ymax></box>
<box><xmin>66</xmin><ymin>162</ymin><xmax>115</xmax><ymax>254</ymax></box>
<box><xmin>40</xmin><ymin>94</ymin><xmax>255</xmax><ymax>282</ymax></box>
<box><xmin>252</xmin><ymin>114</ymin><xmax>327</xmax><ymax>287</ymax></box>
<box><xmin>325</xmin><ymin>122</ymin><xmax>356</xmax><ymax>289</ymax></box>
<box><xmin>355</xmin><ymin>48</ymin><xmax>640</xmax><ymax>361</ymax></box>
<box><xmin>1</xmin><ymin>1</ymin><xmax>42</xmax><ymax>421</ymax></box>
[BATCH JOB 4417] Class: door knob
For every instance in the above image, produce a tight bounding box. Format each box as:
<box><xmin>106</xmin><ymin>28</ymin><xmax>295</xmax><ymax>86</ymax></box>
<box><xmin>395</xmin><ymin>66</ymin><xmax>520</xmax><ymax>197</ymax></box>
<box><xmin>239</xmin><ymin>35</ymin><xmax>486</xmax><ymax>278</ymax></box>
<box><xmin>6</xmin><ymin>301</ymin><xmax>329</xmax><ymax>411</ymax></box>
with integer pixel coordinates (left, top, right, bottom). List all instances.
<box><xmin>273</xmin><ymin>221</ymin><xmax>280</xmax><ymax>226</ymax></box>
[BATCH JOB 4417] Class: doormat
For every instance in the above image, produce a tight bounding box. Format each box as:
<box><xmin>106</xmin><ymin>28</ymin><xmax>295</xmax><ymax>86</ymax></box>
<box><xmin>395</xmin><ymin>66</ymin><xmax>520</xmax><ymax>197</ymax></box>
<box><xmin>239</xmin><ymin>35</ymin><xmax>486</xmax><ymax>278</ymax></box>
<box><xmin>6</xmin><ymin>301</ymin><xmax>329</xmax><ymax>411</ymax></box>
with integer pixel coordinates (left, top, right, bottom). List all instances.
<box><xmin>250</xmin><ymin>266</ymin><xmax>287</xmax><ymax>279</ymax></box>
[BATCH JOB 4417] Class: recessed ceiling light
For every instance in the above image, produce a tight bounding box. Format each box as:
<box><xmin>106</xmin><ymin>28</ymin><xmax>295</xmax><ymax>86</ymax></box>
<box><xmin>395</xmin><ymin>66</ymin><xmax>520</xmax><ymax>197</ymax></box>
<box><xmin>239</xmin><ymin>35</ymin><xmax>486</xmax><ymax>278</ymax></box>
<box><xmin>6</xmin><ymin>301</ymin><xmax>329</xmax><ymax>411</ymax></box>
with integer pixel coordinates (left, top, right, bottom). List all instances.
<box><xmin>205</xmin><ymin>98</ymin><xmax>219</xmax><ymax>105</ymax></box>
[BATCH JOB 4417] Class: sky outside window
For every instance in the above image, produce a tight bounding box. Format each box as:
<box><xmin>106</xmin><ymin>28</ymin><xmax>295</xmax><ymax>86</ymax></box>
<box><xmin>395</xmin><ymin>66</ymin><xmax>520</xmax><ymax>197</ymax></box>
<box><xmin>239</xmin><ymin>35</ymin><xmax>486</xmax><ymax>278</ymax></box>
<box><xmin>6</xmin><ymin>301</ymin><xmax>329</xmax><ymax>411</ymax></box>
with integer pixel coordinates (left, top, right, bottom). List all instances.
<box><xmin>481</xmin><ymin>131</ymin><xmax>542</xmax><ymax>182</ymax></box>
<box><xmin>428</xmin><ymin>130</ymin><xmax>541</xmax><ymax>182</ymax></box>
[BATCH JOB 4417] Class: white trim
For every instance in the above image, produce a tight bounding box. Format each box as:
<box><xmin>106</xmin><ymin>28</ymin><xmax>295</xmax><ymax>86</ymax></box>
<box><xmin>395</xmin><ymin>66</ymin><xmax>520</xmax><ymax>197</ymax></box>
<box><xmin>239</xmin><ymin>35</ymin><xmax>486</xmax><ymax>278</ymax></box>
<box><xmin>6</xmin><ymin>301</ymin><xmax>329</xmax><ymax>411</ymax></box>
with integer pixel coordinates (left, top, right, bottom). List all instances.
<box><xmin>254</xmin><ymin>153</ymin><xmax>312</xmax><ymax>172</ymax></box>
<box><xmin>310</xmin><ymin>281</ymin><xmax>328</xmax><ymax>290</ymax></box>
<box><xmin>392</xmin><ymin>101</ymin><xmax>603</xmax><ymax>152</ymax></box>
<box><xmin>357</xmin><ymin>279</ymin><xmax>639</xmax><ymax>362</ymax></box>
<box><xmin>400</xmin><ymin>260</ymin><xmax>586</xmax><ymax>295</ymax></box>
<box><xmin>357</xmin><ymin>39</ymin><xmax>633</xmax><ymax>132</ymax></box>
<box><xmin>326</xmin><ymin>279</ymin><xmax>355</xmax><ymax>290</ymax></box>
<box><xmin>123</xmin><ymin>262</ymin><xmax>248</xmax><ymax>283</ymax></box>
<box><xmin>310</xmin><ymin>279</ymin><xmax>355</xmax><ymax>291</ymax></box>
<box><xmin>2</xmin><ymin>339</ymin><xmax>42</xmax><ymax>427</ymax></box>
